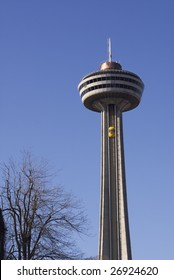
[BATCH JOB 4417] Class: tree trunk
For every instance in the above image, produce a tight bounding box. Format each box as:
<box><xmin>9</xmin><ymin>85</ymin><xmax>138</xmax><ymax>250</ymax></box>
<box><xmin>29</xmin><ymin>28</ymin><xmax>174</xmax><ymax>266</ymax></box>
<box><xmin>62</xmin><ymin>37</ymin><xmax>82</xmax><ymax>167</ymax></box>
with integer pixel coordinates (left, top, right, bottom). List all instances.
<box><xmin>0</xmin><ymin>209</ymin><xmax>5</xmax><ymax>260</ymax></box>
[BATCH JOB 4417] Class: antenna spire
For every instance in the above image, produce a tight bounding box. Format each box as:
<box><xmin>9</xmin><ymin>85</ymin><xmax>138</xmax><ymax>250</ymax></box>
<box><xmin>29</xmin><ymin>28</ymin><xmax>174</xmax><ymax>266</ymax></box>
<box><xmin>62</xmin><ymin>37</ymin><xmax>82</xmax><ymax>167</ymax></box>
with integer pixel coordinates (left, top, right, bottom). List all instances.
<box><xmin>100</xmin><ymin>39</ymin><xmax>122</xmax><ymax>70</ymax></box>
<box><xmin>108</xmin><ymin>38</ymin><xmax>112</xmax><ymax>62</ymax></box>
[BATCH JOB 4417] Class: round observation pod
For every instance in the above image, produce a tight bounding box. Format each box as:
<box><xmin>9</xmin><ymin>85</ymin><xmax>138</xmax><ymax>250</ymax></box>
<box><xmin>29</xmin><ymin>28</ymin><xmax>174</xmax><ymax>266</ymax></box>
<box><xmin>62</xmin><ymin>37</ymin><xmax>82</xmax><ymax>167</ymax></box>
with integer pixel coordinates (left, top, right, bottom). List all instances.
<box><xmin>78</xmin><ymin>61</ymin><xmax>144</xmax><ymax>113</ymax></box>
<box><xmin>108</xmin><ymin>126</ymin><xmax>115</xmax><ymax>138</ymax></box>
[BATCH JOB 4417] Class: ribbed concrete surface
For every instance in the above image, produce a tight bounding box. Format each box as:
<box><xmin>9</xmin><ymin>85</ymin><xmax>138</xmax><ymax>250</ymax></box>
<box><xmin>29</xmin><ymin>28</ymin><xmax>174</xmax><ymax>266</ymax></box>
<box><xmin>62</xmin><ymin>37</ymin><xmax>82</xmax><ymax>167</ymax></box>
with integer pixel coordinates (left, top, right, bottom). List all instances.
<box><xmin>98</xmin><ymin>104</ymin><xmax>132</xmax><ymax>260</ymax></box>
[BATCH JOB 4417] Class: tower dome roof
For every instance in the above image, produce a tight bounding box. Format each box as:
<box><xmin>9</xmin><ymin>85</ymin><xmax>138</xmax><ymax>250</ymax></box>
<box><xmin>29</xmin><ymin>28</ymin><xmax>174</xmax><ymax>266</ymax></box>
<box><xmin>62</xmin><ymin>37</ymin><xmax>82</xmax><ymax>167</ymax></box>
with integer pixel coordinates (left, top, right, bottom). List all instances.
<box><xmin>100</xmin><ymin>61</ymin><xmax>122</xmax><ymax>71</ymax></box>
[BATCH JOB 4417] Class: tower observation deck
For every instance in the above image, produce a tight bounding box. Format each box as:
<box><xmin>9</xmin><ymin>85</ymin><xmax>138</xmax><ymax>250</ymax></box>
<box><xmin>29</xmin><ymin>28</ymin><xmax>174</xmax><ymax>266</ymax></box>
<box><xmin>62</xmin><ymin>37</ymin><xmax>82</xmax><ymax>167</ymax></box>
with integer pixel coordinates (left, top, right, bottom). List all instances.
<box><xmin>78</xmin><ymin>42</ymin><xmax>144</xmax><ymax>260</ymax></box>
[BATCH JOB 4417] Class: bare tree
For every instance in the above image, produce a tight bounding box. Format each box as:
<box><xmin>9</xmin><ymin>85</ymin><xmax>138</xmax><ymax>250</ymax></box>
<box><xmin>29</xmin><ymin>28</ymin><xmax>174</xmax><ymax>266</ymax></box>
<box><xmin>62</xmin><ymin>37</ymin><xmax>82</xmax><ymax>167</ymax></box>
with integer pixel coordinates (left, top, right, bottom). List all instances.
<box><xmin>0</xmin><ymin>152</ymin><xmax>87</xmax><ymax>260</ymax></box>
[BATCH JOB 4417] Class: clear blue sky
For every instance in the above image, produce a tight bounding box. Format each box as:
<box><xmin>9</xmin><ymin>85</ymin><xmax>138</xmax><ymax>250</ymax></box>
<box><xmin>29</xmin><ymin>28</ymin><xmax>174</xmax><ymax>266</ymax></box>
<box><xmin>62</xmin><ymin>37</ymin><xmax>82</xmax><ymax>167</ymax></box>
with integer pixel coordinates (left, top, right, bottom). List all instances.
<box><xmin>1</xmin><ymin>0</ymin><xmax>174</xmax><ymax>259</ymax></box>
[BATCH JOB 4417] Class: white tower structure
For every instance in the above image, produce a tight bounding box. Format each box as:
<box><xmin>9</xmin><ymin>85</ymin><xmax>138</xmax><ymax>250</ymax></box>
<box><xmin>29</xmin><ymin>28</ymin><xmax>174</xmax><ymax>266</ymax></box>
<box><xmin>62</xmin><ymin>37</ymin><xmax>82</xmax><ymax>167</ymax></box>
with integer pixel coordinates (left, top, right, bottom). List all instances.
<box><xmin>78</xmin><ymin>41</ymin><xmax>144</xmax><ymax>260</ymax></box>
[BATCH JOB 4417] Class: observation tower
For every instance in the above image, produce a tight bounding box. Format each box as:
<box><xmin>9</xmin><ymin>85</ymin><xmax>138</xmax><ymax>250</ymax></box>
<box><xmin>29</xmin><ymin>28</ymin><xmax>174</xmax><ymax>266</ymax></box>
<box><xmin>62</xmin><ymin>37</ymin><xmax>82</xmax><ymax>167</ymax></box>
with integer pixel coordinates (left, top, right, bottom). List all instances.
<box><xmin>78</xmin><ymin>39</ymin><xmax>144</xmax><ymax>260</ymax></box>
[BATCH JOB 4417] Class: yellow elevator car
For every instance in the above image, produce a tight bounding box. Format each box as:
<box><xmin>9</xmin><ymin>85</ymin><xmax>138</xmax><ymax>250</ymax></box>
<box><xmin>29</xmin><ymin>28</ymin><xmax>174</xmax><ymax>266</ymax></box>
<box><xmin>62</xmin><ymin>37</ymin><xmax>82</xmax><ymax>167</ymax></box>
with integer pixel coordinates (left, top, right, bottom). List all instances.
<box><xmin>108</xmin><ymin>126</ymin><xmax>115</xmax><ymax>138</ymax></box>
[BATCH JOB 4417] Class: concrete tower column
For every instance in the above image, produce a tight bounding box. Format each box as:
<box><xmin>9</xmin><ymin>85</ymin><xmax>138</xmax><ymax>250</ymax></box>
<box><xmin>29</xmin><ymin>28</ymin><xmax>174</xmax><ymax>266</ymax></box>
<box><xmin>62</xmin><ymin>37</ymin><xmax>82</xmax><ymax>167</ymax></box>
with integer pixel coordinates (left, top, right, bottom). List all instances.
<box><xmin>99</xmin><ymin>104</ymin><xmax>131</xmax><ymax>260</ymax></box>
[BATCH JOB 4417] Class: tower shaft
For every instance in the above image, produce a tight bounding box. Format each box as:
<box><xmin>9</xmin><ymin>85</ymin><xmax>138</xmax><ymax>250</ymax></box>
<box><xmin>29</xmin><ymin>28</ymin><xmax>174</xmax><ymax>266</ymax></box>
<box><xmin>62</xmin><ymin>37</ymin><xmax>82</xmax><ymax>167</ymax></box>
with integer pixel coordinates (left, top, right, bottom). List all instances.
<box><xmin>99</xmin><ymin>104</ymin><xmax>132</xmax><ymax>260</ymax></box>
